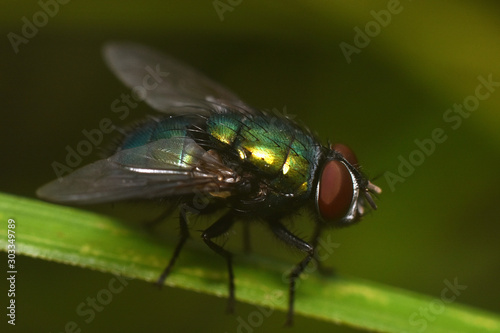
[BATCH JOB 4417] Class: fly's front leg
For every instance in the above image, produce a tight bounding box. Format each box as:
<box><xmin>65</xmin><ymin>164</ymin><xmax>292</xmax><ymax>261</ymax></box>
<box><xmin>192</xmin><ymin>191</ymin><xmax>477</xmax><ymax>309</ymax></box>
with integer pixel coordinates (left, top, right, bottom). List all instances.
<box><xmin>310</xmin><ymin>223</ymin><xmax>334</xmax><ymax>275</ymax></box>
<box><xmin>268</xmin><ymin>220</ymin><xmax>314</xmax><ymax>326</ymax></box>
<box><xmin>156</xmin><ymin>207</ymin><xmax>190</xmax><ymax>287</ymax></box>
<box><xmin>201</xmin><ymin>213</ymin><xmax>236</xmax><ymax>313</ymax></box>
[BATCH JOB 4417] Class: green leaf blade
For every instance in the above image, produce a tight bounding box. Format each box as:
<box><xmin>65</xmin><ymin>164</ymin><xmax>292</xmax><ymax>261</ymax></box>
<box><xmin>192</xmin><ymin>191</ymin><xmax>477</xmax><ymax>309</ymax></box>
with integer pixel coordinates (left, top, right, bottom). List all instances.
<box><xmin>1</xmin><ymin>192</ymin><xmax>499</xmax><ymax>332</ymax></box>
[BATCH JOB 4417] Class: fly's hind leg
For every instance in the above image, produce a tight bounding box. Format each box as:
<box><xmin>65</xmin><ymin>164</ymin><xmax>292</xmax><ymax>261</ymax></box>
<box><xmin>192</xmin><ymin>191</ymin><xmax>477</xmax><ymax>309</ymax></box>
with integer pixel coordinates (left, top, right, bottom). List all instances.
<box><xmin>201</xmin><ymin>213</ymin><xmax>236</xmax><ymax>313</ymax></box>
<box><xmin>268</xmin><ymin>220</ymin><xmax>314</xmax><ymax>326</ymax></box>
<box><xmin>156</xmin><ymin>207</ymin><xmax>190</xmax><ymax>287</ymax></box>
<box><xmin>143</xmin><ymin>204</ymin><xmax>177</xmax><ymax>230</ymax></box>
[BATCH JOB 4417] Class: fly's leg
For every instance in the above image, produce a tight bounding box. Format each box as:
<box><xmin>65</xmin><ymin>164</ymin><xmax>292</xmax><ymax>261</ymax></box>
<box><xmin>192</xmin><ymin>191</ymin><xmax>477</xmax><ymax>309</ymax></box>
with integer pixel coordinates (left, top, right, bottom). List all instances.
<box><xmin>310</xmin><ymin>224</ymin><xmax>334</xmax><ymax>275</ymax></box>
<box><xmin>156</xmin><ymin>207</ymin><xmax>190</xmax><ymax>287</ymax></box>
<box><xmin>268</xmin><ymin>220</ymin><xmax>314</xmax><ymax>326</ymax></box>
<box><xmin>201</xmin><ymin>213</ymin><xmax>236</xmax><ymax>313</ymax></box>
<box><xmin>143</xmin><ymin>204</ymin><xmax>177</xmax><ymax>229</ymax></box>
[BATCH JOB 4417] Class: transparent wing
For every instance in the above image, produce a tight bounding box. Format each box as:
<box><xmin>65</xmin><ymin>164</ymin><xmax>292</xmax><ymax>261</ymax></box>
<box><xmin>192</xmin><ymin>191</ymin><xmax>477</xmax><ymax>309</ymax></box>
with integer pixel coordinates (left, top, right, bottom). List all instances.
<box><xmin>103</xmin><ymin>42</ymin><xmax>257</xmax><ymax>115</ymax></box>
<box><xmin>37</xmin><ymin>137</ymin><xmax>238</xmax><ymax>204</ymax></box>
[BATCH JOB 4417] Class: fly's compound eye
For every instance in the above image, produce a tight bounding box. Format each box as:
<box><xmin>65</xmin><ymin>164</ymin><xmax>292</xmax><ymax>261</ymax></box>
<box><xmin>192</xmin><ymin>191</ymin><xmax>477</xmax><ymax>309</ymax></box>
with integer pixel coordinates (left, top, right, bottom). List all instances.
<box><xmin>332</xmin><ymin>143</ymin><xmax>358</xmax><ymax>167</ymax></box>
<box><xmin>317</xmin><ymin>160</ymin><xmax>354</xmax><ymax>221</ymax></box>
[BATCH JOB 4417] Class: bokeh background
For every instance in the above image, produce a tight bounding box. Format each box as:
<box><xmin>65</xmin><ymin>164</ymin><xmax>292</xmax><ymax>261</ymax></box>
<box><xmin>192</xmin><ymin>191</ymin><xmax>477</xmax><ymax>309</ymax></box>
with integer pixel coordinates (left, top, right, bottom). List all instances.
<box><xmin>2</xmin><ymin>1</ymin><xmax>500</xmax><ymax>332</ymax></box>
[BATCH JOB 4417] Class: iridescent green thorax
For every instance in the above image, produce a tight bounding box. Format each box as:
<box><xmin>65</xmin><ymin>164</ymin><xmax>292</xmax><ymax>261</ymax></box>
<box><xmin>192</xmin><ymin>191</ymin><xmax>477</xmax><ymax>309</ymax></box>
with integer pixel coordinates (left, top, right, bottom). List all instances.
<box><xmin>207</xmin><ymin>114</ymin><xmax>322</xmax><ymax>200</ymax></box>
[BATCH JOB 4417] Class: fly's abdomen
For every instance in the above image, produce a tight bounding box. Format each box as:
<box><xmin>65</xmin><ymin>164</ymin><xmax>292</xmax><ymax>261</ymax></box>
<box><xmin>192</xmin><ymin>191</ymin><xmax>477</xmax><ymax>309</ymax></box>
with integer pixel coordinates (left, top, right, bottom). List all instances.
<box><xmin>115</xmin><ymin>116</ymin><xmax>210</xmax><ymax>169</ymax></box>
<box><xmin>207</xmin><ymin>114</ymin><xmax>321</xmax><ymax>198</ymax></box>
<box><xmin>119</xmin><ymin>116</ymin><xmax>194</xmax><ymax>150</ymax></box>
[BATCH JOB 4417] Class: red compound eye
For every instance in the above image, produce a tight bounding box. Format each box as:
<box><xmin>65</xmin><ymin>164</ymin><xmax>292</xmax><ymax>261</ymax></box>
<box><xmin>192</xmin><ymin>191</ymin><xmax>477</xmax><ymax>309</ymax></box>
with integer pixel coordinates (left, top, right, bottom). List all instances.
<box><xmin>317</xmin><ymin>160</ymin><xmax>354</xmax><ymax>221</ymax></box>
<box><xmin>332</xmin><ymin>143</ymin><xmax>358</xmax><ymax>167</ymax></box>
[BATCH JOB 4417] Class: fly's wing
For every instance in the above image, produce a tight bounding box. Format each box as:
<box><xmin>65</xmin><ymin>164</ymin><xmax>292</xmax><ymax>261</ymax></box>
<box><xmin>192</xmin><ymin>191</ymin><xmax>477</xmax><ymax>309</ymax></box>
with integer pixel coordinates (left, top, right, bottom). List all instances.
<box><xmin>37</xmin><ymin>137</ymin><xmax>237</xmax><ymax>204</ymax></box>
<box><xmin>103</xmin><ymin>42</ymin><xmax>257</xmax><ymax>116</ymax></box>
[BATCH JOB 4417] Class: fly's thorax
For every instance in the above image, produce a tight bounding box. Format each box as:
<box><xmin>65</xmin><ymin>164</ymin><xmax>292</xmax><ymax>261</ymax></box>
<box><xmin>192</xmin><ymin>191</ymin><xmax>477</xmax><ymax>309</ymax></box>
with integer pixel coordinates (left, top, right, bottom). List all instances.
<box><xmin>206</xmin><ymin>114</ymin><xmax>322</xmax><ymax>200</ymax></box>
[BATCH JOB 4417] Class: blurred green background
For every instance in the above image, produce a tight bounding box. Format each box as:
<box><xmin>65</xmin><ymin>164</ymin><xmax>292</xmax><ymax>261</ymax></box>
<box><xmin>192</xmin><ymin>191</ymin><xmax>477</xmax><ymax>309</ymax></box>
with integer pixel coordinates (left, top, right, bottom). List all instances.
<box><xmin>2</xmin><ymin>1</ymin><xmax>500</xmax><ymax>332</ymax></box>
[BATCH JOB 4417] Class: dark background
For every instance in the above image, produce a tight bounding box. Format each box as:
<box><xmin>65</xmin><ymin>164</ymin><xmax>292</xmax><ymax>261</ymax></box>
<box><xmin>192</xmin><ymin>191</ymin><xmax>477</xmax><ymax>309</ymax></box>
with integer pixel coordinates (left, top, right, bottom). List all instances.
<box><xmin>2</xmin><ymin>1</ymin><xmax>500</xmax><ymax>332</ymax></box>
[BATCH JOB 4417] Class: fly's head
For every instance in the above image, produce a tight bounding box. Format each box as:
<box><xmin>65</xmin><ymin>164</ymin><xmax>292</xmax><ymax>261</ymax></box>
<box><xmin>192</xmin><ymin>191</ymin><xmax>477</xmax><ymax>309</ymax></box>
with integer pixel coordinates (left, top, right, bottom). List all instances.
<box><xmin>315</xmin><ymin>143</ymin><xmax>381</xmax><ymax>227</ymax></box>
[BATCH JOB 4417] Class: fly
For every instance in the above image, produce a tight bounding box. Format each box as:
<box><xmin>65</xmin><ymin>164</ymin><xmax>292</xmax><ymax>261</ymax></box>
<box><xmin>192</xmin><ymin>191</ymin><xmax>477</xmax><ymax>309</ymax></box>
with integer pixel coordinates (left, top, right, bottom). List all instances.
<box><xmin>37</xmin><ymin>42</ymin><xmax>382</xmax><ymax>326</ymax></box>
